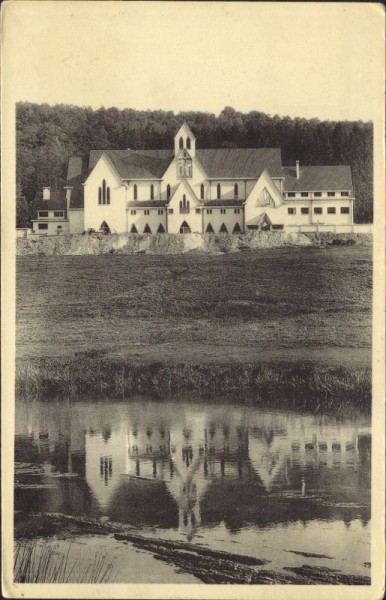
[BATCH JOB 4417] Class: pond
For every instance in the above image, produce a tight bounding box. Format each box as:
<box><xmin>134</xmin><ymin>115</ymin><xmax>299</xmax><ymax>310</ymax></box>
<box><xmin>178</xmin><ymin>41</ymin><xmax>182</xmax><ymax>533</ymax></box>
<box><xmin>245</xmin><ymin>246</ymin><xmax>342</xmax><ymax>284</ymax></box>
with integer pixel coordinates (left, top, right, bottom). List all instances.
<box><xmin>14</xmin><ymin>398</ymin><xmax>371</xmax><ymax>584</ymax></box>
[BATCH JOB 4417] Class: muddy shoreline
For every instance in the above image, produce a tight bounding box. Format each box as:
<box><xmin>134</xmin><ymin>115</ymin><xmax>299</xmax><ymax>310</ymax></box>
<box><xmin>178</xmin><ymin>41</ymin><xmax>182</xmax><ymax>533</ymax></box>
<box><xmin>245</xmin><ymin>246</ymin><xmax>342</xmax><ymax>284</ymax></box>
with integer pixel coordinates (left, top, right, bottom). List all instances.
<box><xmin>14</xmin><ymin>513</ymin><xmax>371</xmax><ymax>585</ymax></box>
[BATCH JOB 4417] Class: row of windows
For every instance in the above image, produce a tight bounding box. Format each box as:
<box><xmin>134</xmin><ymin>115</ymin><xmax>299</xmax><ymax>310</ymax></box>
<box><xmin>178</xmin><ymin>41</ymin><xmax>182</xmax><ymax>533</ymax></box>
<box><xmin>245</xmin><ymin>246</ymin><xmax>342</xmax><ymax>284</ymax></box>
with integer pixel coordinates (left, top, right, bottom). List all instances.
<box><xmin>286</xmin><ymin>191</ymin><xmax>350</xmax><ymax>198</ymax></box>
<box><xmin>288</xmin><ymin>207</ymin><xmax>350</xmax><ymax>215</ymax></box>
<box><xmin>38</xmin><ymin>223</ymin><xmax>63</xmax><ymax>230</ymax></box>
<box><xmin>131</xmin><ymin>182</ymin><xmax>240</xmax><ymax>201</ymax></box>
<box><xmin>98</xmin><ymin>180</ymin><xmax>110</xmax><ymax>205</ymax></box>
<box><xmin>179</xmin><ymin>136</ymin><xmax>192</xmax><ymax>150</ymax></box>
<box><xmin>129</xmin><ymin>207</ymin><xmax>242</xmax><ymax>215</ymax></box>
<box><xmin>38</xmin><ymin>211</ymin><xmax>64</xmax><ymax>218</ymax></box>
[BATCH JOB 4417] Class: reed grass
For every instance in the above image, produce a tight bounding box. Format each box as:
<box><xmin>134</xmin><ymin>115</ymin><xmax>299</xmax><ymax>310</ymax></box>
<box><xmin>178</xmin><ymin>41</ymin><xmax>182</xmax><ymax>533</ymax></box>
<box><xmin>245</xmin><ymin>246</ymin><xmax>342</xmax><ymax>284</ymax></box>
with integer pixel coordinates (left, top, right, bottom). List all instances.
<box><xmin>14</xmin><ymin>538</ymin><xmax>116</xmax><ymax>583</ymax></box>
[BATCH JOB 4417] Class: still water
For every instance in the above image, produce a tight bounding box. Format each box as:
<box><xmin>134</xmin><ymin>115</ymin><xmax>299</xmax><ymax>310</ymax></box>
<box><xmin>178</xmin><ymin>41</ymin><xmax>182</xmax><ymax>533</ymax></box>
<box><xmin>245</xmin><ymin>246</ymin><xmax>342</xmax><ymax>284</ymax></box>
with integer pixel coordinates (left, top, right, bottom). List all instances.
<box><xmin>15</xmin><ymin>398</ymin><xmax>371</xmax><ymax>582</ymax></box>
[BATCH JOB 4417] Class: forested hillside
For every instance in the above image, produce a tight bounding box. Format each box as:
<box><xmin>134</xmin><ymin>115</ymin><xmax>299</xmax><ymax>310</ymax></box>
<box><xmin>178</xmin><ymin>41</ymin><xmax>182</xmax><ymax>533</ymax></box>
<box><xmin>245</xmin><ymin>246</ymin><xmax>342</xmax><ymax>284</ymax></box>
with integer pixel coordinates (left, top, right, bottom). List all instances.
<box><xmin>16</xmin><ymin>103</ymin><xmax>373</xmax><ymax>226</ymax></box>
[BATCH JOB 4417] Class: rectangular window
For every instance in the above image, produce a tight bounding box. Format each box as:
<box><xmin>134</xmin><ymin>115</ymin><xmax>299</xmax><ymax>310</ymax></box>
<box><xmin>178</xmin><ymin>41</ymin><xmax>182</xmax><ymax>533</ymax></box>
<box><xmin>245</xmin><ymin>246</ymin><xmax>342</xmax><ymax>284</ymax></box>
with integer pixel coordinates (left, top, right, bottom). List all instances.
<box><xmin>234</xmin><ymin>208</ymin><xmax>240</xmax><ymax>214</ymax></box>
<box><xmin>288</xmin><ymin>208</ymin><xmax>296</xmax><ymax>215</ymax></box>
<box><xmin>54</xmin><ymin>211</ymin><xmax>64</xmax><ymax>217</ymax></box>
<box><xmin>327</xmin><ymin>192</ymin><xmax>335</xmax><ymax>197</ymax></box>
<box><xmin>38</xmin><ymin>223</ymin><xmax>48</xmax><ymax>230</ymax></box>
<box><xmin>144</xmin><ymin>210</ymin><xmax>150</xmax><ymax>215</ymax></box>
<box><xmin>272</xmin><ymin>224</ymin><xmax>284</xmax><ymax>230</ymax></box>
<box><xmin>314</xmin><ymin>207</ymin><xmax>323</xmax><ymax>214</ymax></box>
<box><xmin>169</xmin><ymin>208</ymin><xmax>174</xmax><ymax>214</ymax></box>
<box><xmin>287</xmin><ymin>192</ymin><xmax>296</xmax><ymax>198</ymax></box>
<box><xmin>57</xmin><ymin>225</ymin><xmax>62</xmax><ymax>229</ymax></box>
<box><xmin>158</xmin><ymin>209</ymin><xmax>164</xmax><ymax>215</ymax></box>
<box><xmin>195</xmin><ymin>208</ymin><xmax>201</xmax><ymax>214</ymax></box>
<box><xmin>300</xmin><ymin>192</ymin><xmax>309</xmax><ymax>198</ymax></box>
<box><xmin>38</xmin><ymin>211</ymin><xmax>48</xmax><ymax>218</ymax></box>
<box><xmin>301</xmin><ymin>207</ymin><xmax>309</xmax><ymax>214</ymax></box>
<box><xmin>341</xmin><ymin>192</ymin><xmax>350</xmax><ymax>197</ymax></box>
<box><xmin>341</xmin><ymin>207</ymin><xmax>350</xmax><ymax>214</ymax></box>
<box><xmin>220</xmin><ymin>209</ymin><xmax>226</xmax><ymax>214</ymax></box>
<box><xmin>327</xmin><ymin>207</ymin><xmax>336</xmax><ymax>214</ymax></box>
<box><xmin>207</xmin><ymin>209</ymin><xmax>212</xmax><ymax>214</ymax></box>
<box><xmin>314</xmin><ymin>192</ymin><xmax>322</xmax><ymax>197</ymax></box>
<box><xmin>131</xmin><ymin>210</ymin><xmax>136</xmax><ymax>215</ymax></box>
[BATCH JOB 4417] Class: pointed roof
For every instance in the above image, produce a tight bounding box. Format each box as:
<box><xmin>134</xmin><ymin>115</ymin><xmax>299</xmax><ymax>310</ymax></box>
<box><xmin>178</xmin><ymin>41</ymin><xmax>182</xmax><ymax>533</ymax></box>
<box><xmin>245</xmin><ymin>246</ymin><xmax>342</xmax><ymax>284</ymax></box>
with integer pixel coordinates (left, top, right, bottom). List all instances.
<box><xmin>175</xmin><ymin>121</ymin><xmax>196</xmax><ymax>140</ymax></box>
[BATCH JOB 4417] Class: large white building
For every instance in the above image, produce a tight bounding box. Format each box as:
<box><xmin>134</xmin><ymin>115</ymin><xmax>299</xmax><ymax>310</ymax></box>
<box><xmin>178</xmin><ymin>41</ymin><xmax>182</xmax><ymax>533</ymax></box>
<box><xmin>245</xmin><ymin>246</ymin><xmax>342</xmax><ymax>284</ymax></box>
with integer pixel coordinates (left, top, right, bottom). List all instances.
<box><xmin>32</xmin><ymin>122</ymin><xmax>355</xmax><ymax>235</ymax></box>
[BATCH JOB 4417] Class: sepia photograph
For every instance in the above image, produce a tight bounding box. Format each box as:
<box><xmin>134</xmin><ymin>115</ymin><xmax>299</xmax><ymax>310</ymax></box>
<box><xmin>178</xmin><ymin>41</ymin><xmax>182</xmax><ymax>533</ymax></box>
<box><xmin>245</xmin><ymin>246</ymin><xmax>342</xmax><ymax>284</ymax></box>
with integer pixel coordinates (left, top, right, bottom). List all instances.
<box><xmin>2</xmin><ymin>2</ymin><xmax>385</xmax><ymax>598</ymax></box>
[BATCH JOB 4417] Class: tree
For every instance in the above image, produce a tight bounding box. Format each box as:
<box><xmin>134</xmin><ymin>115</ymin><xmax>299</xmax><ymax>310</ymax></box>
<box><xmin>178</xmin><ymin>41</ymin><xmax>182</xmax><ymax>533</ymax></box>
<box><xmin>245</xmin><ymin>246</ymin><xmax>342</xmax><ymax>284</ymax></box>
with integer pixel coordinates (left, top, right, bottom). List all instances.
<box><xmin>16</xmin><ymin>179</ymin><xmax>30</xmax><ymax>227</ymax></box>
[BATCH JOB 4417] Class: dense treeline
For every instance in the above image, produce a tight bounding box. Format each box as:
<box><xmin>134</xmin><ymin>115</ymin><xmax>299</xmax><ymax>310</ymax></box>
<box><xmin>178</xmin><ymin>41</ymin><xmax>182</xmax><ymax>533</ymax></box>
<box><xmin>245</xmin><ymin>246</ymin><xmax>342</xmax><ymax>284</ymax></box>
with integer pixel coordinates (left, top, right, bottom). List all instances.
<box><xmin>16</xmin><ymin>102</ymin><xmax>373</xmax><ymax>226</ymax></box>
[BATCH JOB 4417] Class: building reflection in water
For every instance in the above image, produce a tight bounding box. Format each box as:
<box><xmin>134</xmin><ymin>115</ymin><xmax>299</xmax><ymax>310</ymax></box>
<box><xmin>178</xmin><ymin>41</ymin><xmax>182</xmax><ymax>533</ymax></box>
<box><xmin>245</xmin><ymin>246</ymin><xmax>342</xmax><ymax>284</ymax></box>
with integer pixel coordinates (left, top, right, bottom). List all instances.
<box><xmin>15</xmin><ymin>400</ymin><xmax>371</xmax><ymax>541</ymax></box>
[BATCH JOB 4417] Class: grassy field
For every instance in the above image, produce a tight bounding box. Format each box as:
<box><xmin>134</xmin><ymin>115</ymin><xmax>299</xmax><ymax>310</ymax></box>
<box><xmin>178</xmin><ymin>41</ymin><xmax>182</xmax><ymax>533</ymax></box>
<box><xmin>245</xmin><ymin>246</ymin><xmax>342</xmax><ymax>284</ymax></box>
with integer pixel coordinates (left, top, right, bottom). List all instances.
<box><xmin>16</xmin><ymin>246</ymin><xmax>372</xmax><ymax>405</ymax></box>
<box><xmin>17</xmin><ymin>246</ymin><xmax>372</xmax><ymax>366</ymax></box>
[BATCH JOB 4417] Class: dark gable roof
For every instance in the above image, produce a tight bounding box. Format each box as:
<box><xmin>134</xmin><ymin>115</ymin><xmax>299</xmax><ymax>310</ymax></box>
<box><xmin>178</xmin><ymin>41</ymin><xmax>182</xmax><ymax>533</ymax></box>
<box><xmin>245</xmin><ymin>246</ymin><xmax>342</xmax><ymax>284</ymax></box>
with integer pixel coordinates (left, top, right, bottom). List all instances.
<box><xmin>87</xmin><ymin>148</ymin><xmax>283</xmax><ymax>180</ymax></box>
<box><xmin>89</xmin><ymin>150</ymin><xmax>173</xmax><ymax>179</ymax></box>
<box><xmin>35</xmin><ymin>190</ymin><xmax>67</xmax><ymax>211</ymax></box>
<box><xmin>66</xmin><ymin>156</ymin><xmax>88</xmax><ymax>209</ymax></box>
<box><xmin>127</xmin><ymin>200</ymin><xmax>167</xmax><ymax>208</ymax></box>
<box><xmin>203</xmin><ymin>199</ymin><xmax>244</xmax><ymax>207</ymax></box>
<box><xmin>196</xmin><ymin>148</ymin><xmax>283</xmax><ymax>179</ymax></box>
<box><xmin>283</xmin><ymin>165</ymin><xmax>353</xmax><ymax>192</ymax></box>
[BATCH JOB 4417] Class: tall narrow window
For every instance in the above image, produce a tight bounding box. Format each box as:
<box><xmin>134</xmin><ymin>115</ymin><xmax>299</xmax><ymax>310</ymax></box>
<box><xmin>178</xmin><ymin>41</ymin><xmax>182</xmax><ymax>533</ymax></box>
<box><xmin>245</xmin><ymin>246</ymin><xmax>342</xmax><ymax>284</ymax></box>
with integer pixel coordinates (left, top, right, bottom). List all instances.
<box><xmin>179</xmin><ymin>137</ymin><xmax>183</xmax><ymax>150</ymax></box>
<box><xmin>150</xmin><ymin>184</ymin><xmax>154</xmax><ymax>200</ymax></box>
<box><xmin>183</xmin><ymin>194</ymin><xmax>186</xmax><ymax>208</ymax></box>
<box><xmin>102</xmin><ymin>180</ymin><xmax>106</xmax><ymax>205</ymax></box>
<box><xmin>234</xmin><ymin>183</ymin><xmax>238</xmax><ymax>199</ymax></box>
<box><xmin>167</xmin><ymin>184</ymin><xmax>171</xmax><ymax>200</ymax></box>
<box><xmin>217</xmin><ymin>183</ymin><xmax>221</xmax><ymax>199</ymax></box>
<box><xmin>134</xmin><ymin>184</ymin><xmax>137</xmax><ymax>200</ymax></box>
<box><xmin>98</xmin><ymin>187</ymin><xmax>102</xmax><ymax>204</ymax></box>
<box><xmin>186</xmin><ymin>137</ymin><xmax>191</xmax><ymax>150</ymax></box>
<box><xmin>106</xmin><ymin>187</ymin><xmax>110</xmax><ymax>205</ymax></box>
<box><xmin>200</xmin><ymin>184</ymin><xmax>204</xmax><ymax>200</ymax></box>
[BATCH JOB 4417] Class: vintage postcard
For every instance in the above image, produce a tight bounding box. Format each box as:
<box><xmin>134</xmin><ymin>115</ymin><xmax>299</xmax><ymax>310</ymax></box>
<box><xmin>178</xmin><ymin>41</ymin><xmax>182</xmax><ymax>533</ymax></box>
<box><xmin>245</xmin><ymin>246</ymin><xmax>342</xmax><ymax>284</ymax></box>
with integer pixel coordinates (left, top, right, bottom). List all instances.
<box><xmin>2</xmin><ymin>2</ymin><xmax>385</xmax><ymax>599</ymax></box>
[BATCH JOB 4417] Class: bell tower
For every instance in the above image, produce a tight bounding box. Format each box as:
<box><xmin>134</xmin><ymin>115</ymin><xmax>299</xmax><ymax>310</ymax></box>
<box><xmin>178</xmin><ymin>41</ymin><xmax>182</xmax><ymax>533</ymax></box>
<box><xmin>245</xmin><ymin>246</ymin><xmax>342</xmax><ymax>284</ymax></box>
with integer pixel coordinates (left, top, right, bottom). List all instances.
<box><xmin>174</xmin><ymin>122</ymin><xmax>196</xmax><ymax>157</ymax></box>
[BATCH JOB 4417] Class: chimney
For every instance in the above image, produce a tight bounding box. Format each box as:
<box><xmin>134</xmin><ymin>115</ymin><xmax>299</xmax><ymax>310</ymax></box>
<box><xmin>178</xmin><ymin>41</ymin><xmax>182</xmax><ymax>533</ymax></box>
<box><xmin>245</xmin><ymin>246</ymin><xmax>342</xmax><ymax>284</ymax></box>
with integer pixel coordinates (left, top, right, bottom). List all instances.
<box><xmin>43</xmin><ymin>186</ymin><xmax>51</xmax><ymax>200</ymax></box>
<box><xmin>296</xmin><ymin>161</ymin><xmax>300</xmax><ymax>180</ymax></box>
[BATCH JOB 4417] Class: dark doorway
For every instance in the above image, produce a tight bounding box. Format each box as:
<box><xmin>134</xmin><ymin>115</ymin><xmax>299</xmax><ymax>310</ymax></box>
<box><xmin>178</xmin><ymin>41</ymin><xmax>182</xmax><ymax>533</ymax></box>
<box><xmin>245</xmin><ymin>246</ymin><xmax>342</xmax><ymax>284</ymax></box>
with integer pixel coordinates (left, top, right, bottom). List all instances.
<box><xmin>144</xmin><ymin>223</ymin><xmax>152</xmax><ymax>234</ymax></box>
<box><xmin>233</xmin><ymin>222</ymin><xmax>242</xmax><ymax>233</ymax></box>
<box><xmin>219</xmin><ymin>223</ymin><xmax>228</xmax><ymax>233</ymax></box>
<box><xmin>157</xmin><ymin>223</ymin><xmax>166</xmax><ymax>233</ymax></box>
<box><xmin>99</xmin><ymin>221</ymin><xmax>111</xmax><ymax>234</ymax></box>
<box><xmin>130</xmin><ymin>224</ymin><xmax>138</xmax><ymax>233</ymax></box>
<box><xmin>206</xmin><ymin>223</ymin><xmax>214</xmax><ymax>233</ymax></box>
<box><xmin>179</xmin><ymin>221</ymin><xmax>191</xmax><ymax>234</ymax></box>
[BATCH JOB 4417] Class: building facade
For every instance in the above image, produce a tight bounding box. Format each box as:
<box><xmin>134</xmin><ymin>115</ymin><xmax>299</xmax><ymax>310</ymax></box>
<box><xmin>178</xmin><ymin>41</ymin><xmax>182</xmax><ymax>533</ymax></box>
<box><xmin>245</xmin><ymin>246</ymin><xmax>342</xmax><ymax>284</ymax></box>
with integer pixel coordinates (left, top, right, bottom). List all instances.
<box><xmin>33</xmin><ymin>122</ymin><xmax>355</xmax><ymax>235</ymax></box>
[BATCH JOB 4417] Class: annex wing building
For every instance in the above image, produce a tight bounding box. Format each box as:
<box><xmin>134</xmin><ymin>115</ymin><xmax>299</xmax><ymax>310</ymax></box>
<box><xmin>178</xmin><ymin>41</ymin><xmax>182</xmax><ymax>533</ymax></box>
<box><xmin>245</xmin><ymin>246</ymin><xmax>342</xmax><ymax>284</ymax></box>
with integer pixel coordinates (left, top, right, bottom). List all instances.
<box><xmin>32</xmin><ymin>122</ymin><xmax>355</xmax><ymax>236</ymax></box>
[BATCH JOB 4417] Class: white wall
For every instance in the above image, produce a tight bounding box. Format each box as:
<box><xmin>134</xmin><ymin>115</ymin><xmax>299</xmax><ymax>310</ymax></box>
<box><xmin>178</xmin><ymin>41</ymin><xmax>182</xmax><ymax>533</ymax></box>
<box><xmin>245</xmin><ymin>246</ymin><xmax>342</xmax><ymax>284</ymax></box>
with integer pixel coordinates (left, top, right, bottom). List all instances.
<box><xmin>202</xmin><ymin>207</ymin><xmax>244</xmax><ymax>233</ymax></box>
<box><xmin>69</xmin><ymin>209</ymin><xmax>84</xmax><ymax>233</ymax></box>
<box><xmin>127</xmin><ymin>208</ymin><xmax>167</xmax><ymax>234</ymax></box>
<box><xmin>32</xmin><ymin>220</ymin><xmax>70</xmax><ymax>235</ymax></box>
<box><xmin>84</xmin><ymin>155</ymin><xmax>126</xmax><ymax>233</ymax></box>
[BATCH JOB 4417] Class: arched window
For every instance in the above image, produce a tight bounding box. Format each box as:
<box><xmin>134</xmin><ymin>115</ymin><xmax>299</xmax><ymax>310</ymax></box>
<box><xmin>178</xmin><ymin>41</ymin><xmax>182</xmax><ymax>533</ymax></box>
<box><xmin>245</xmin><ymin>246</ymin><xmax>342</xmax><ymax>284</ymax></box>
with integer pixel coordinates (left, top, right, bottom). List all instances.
<box><xmin>183</xmin><ymin>194</ymin><xmax>186</xmax><ymax>208</ymax></box>
<box><xmin>234</xmin><ymin>183</ymin><xmax>238</xmax><ymax>199</ymax></box>
<box><xmin>99</xmin><ymin>181</ymin><xmax>110</xmax><ymax>204</ymax></box>
<box><xmin>167</xmin><ymin>184</ymin><xmax>171</xmax><ymax>200</ymax></box>
<box><xmin>150</xmin><ymin>184</ymin><xmax>154</xmax><ymax>200</ymax></box>
<box><xmin>179</xmin><ymin>137</ymin><xmax>184</xmax><ymax>149</ymax></box>
<box><xmin>134</xmin><ymin>184</ymin><xmax>137</xmax><ymax>200</ymax></box>
<box><xmin>200</xmin><ymin>184</ymin><xmax>204</xmax><ymax>200</ymax></box>
<box><xmin>187</xmin><ymin>200</ymin><xmax>190</xmax><ymax>211</ymax></box>
<box><xmin>187</xmin><ymin>137</ymin><xmax>191</xmax><ymax>150</ymax></box>
<box><xmin>179</xmin><ymin>200</ymin><xmax>182</xmax><ymax>210</ymax></box>
<box><xmin>217</xmin><ymin>183</ymin><xmax>221</xmax><ymax>199</ymax></box>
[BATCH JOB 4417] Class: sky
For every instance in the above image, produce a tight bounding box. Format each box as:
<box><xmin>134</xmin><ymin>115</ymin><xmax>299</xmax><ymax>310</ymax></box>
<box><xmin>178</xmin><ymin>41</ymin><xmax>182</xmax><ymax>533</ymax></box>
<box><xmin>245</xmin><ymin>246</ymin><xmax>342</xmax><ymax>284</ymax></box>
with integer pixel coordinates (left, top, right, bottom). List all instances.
<box><xmin>3</xmin><ymin>1</ymin><xmax>384</xmax><ymax>122</ymax></box>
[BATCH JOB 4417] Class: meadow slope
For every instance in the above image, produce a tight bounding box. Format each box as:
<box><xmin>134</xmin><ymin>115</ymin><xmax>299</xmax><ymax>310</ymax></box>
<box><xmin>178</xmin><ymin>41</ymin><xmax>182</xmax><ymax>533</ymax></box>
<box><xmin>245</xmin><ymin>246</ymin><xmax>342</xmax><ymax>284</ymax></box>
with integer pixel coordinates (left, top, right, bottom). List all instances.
<box><xmin>16</xmin><ymin>246</ymin><xmax>372</xmax><ymax>405</ymax></box>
